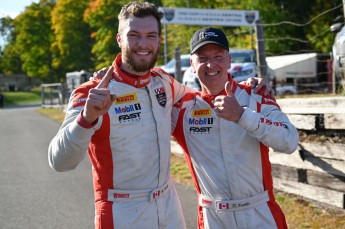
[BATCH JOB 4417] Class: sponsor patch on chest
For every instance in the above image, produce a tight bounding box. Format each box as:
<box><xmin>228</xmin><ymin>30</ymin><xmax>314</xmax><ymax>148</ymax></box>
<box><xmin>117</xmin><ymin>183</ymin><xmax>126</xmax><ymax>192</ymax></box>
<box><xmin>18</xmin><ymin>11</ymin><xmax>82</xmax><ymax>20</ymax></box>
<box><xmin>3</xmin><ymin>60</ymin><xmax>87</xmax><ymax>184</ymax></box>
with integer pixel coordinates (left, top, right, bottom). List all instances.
<box><xmin>192</xmin><ymin>108</ymin><xmax>212</xmax><ymax>117</ymax></box>
<box><xmin>188</xmin><ymin>108</ymin><xmax>214</xmax><ymax>134</ymax></box>
<box><xmin>114</xmin><ymin>93</ymin><xmax>137</xmax><ymax>104</ymax></box>
<box><xmin>113</xmin><ymin>93</ymin><xmax>142</xmax><ymax>123</ymax></box>
<box><xmin>154</xmin><ymin>87</ymin><xmax>167</xmax><ymax>107</ymax></box>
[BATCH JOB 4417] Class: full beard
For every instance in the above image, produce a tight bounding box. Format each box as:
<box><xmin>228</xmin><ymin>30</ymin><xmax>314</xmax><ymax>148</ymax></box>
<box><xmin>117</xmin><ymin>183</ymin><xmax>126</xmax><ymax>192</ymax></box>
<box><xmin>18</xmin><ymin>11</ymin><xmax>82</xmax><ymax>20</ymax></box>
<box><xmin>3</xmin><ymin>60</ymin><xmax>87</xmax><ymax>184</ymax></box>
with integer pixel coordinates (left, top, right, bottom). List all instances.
<box><xmin>122</xmin><ymin>49</ymin><xmax>159</xmax><ymax>72</ymax></box>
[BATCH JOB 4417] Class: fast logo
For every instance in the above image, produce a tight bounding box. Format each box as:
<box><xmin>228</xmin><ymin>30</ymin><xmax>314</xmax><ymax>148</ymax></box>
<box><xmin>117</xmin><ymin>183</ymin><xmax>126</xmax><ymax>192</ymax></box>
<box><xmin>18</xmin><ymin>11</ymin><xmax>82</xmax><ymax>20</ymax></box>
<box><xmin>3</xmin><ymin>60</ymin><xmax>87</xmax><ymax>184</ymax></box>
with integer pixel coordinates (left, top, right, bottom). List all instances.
<box><xmin>189</xmin><ymin>126</ymin><xmax>212</xmax><ymax>133</ymax></box>
<box><xmin>118</xmin><ymin>112</ymin><xmax>141</xmax><ymax>122</ymax></box>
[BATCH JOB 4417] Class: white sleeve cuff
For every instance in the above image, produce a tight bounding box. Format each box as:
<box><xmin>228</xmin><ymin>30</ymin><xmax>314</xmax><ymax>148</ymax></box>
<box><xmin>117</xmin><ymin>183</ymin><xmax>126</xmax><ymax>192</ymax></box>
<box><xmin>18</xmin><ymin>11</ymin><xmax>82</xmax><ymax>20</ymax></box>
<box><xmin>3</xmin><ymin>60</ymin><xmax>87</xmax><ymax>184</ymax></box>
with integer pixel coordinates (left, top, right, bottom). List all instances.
<box><xmin>236</xmin><ymin>107</ymin><xmax>260</xmax><ymax>131</ymax></box>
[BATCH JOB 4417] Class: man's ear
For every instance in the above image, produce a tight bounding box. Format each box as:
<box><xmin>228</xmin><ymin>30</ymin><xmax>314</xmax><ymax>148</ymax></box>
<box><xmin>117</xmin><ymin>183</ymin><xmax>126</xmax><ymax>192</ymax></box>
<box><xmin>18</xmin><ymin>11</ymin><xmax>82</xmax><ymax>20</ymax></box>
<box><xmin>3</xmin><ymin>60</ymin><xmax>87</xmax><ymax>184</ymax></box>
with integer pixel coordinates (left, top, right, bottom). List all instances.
<box><xmin>158</xmin><ymin>36</ymin><xmax>162</xmax><ymax>49</ymax></box>
<box><xmin>190</xmin><ymin>59</ymin><xmax>197</xmax><ymax>73</ymax></box>
<box><xmin>116</xmin><ymin>33</ymin><xmax>122</xmax><ymax>48</ymax></box>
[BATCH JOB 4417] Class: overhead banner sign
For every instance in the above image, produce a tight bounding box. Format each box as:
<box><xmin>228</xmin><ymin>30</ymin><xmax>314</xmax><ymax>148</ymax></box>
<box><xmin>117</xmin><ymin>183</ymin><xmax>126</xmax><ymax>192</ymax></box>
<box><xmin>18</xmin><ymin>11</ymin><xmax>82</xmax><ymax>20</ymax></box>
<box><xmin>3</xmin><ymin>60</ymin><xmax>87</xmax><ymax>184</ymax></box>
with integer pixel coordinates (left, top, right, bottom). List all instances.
<box><xmin>159</xmin><ymin>7</ymin><xmax>259</xmax><ymax>27</ymax></box>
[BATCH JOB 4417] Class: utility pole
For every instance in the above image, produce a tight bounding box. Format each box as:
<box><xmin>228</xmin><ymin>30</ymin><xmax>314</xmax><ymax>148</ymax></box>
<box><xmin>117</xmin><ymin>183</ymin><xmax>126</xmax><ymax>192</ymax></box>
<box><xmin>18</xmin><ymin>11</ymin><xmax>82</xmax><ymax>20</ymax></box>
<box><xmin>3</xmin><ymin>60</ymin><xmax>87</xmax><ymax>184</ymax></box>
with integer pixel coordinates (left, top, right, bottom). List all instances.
<box><xmin>254</xmin><ymin>19</ymin><xmax>268</xmax><ymax>80</ymax></box>
<box><xmin>164</xmin><ymin>24</ymin><xmax>168</xmax><ymax>65</ymax></box>
<box><xmin>174</xmin><ymin>47</ymin><xmax>182</xmax><ymax>83</ymax></box>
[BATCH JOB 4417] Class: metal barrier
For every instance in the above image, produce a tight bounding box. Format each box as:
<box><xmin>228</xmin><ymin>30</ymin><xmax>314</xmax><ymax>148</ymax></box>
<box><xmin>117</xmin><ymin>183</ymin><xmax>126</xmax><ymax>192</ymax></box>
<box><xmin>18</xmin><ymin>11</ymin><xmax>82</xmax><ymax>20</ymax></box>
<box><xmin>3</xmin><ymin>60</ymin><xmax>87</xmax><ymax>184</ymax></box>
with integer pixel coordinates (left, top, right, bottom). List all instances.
<box><xmin>41</xmin><ymin>83</ymin><xmax>65</xmax><ymax>108</ymax></box>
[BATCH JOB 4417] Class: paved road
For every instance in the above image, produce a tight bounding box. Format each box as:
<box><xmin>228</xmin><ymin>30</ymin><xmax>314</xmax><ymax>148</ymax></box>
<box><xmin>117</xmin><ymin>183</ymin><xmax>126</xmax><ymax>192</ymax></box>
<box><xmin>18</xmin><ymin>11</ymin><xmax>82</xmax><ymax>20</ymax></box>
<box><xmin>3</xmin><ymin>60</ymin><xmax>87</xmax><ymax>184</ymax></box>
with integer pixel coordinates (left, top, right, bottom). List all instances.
<box><xmin>0</xmin><ymin>105</ymin><xmax>197</xmax><ymax>229</ymax></box>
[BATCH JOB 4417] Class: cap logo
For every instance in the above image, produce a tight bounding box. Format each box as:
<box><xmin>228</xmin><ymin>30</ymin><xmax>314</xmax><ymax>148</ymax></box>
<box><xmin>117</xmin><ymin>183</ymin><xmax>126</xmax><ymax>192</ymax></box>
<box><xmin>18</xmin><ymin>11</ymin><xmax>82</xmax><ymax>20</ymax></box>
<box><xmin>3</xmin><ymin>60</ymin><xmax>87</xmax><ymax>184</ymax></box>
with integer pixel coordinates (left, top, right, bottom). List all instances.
<box><xmin>199</xmin><ymin>32</ymin><xmax>218</xmax><ymax>40</ymax></box>
<box><xmin>191</xmin><ymin>27</ymin><xmax>229</xmax><ymax>54</ymax></box>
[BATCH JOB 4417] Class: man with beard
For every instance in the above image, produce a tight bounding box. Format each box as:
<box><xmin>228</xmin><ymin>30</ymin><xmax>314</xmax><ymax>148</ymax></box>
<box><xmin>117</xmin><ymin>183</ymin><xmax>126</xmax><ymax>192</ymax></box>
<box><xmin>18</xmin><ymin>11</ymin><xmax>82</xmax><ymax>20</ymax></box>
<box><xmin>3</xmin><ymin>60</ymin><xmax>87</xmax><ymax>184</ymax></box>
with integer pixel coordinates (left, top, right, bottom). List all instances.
<box><xmin>48</xmin><ymin>2</ymin><xmax>191</xmax><ymax>229</ymax></box>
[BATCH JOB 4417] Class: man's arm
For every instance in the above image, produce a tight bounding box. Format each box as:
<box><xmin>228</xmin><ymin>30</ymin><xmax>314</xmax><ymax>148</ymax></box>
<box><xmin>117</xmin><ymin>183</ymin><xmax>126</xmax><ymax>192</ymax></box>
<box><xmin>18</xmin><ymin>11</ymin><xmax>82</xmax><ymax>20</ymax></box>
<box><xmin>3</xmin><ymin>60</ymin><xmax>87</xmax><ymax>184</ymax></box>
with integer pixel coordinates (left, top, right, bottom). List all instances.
<box><xmin>48</xmin><ymin>68</ymin><xmax>116</xmax><ymax>171</ymax></box>
<box><xmin>236</xmin><ymin>102</ymin><xmax>299</xmax><ymax>154</ymax></box>
<box><xmin>48</xmin><ymin>90</ymin><xmax>99</xmax><ymax>172</ymax></box>
<box><xmin>153</xmin><ymin>68</ymin><xmax>196</xmax><ymax>104</ymax></box>
<box><xmin>214</xmin><ymin>82</ymin><xmax>298</xmax><ymax>154</ymax></box>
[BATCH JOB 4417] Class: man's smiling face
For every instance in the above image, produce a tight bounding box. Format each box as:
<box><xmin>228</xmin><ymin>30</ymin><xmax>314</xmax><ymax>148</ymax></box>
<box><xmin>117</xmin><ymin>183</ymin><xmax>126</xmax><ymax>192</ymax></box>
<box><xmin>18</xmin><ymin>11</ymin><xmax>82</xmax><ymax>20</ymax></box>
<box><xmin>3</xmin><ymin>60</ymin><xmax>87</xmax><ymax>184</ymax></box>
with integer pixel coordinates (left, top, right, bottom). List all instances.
<box><xmin>117</xmin><ymin>15</ymin><xmax>161</xmax><ymax>75</ymax></box>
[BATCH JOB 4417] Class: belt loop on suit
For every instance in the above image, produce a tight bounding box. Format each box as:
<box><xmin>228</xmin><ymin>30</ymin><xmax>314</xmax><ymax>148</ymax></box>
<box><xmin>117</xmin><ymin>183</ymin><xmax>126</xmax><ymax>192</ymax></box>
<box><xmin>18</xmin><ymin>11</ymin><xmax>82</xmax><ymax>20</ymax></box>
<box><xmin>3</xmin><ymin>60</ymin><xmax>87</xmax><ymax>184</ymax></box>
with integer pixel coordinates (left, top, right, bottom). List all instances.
<box><xmin>107</xmin><ymin>178</ymin><xmax>171</xmax><ymax>202</ymax></box>
<box><xmin>199</xmin><ymin>190</ymin><xmax>270</xmax><ymax>212</ymax></box>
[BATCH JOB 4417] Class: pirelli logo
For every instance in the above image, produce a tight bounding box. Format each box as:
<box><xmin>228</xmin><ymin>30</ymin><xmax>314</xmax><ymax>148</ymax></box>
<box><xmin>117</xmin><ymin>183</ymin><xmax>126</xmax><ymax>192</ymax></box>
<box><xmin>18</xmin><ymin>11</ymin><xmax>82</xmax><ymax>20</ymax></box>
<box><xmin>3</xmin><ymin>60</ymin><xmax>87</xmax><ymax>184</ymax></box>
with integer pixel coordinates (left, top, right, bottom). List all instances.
<box><xmin>115</xmin><ymin>93</ymin><xmax>137</xmax><ymax>104</ymax></box>
<box><xmin>192</xmin><ymin>108</ymin><xmax>212</xmax><ymax>117</ymax></box>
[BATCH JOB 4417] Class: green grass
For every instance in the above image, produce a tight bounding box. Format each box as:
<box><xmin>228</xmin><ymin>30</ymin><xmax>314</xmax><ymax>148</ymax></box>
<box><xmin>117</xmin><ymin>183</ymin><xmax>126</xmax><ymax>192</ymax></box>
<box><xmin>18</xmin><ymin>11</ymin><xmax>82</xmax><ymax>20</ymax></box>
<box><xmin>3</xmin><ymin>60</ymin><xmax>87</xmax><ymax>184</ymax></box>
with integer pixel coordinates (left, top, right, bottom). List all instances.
<box><xmin>170</xmin><ymin>154</ymin><xmax>193</xmax><ymax>186</ymax></box>
<box><xmin>2</xmin><ymin>90</ymin><xmax>41</xmax><ymax>106</ymax></box>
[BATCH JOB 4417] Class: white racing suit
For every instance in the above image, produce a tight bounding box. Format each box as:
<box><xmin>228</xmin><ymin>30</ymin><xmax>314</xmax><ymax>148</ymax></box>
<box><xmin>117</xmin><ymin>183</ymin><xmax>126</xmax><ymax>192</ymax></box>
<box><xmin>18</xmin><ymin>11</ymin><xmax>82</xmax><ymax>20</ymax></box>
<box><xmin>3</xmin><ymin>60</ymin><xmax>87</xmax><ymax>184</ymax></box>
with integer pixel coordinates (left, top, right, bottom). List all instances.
<box><xmin>48</xmin><ymin>54</ymin><xmax>193</xmax><ymax>229</ymax></box>
<box><xmin>172</xmin><ymin>77</ymin><xmax>299</xmax><ymax>229</ymax></box>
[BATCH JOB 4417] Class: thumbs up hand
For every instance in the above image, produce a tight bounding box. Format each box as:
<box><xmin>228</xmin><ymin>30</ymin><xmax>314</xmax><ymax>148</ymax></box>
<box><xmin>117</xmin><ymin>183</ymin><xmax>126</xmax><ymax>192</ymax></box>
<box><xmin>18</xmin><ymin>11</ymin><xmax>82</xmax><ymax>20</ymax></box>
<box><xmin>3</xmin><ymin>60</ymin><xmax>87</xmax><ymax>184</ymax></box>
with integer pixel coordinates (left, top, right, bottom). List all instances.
<box><xmin>83</xmin><ymin>66</ymin><xmax>117</xmax><ymax>124</ymax></box>
<box><xmin>213</xmin><ymin>81</ymin><xmax>244</xmax><ymax>122</ymax></box>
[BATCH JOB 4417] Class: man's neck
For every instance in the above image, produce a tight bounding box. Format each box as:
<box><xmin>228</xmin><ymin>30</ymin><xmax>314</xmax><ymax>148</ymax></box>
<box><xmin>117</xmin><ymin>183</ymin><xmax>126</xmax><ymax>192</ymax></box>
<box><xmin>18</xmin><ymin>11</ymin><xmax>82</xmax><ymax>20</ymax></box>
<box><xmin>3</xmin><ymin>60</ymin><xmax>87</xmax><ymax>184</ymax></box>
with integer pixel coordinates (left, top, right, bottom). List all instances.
<box><xmin>120</xmin><ymin>63</ymin><xmax>149</xmax><ymax>77</ymax></box>
<box><xmin>111</xmin><ymin>54</ymin><xmax>151</xmax><ymax>88</ymax></box>
<box><xmin>202</xmin><ymin>87</ymin><xmax>224</xmax><ymax>96</ymax></box>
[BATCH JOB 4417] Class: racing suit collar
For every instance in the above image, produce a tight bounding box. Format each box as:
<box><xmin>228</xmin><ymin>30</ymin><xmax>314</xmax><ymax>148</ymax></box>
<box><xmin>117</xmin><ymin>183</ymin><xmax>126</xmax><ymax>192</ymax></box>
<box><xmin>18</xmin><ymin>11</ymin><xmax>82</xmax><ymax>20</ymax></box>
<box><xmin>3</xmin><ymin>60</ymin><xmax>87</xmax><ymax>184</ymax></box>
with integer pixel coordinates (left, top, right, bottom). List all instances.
<box><xmin>111</xmin><ymin>54</ymin><xmax>151</xmax><ymax>88</ymax></box>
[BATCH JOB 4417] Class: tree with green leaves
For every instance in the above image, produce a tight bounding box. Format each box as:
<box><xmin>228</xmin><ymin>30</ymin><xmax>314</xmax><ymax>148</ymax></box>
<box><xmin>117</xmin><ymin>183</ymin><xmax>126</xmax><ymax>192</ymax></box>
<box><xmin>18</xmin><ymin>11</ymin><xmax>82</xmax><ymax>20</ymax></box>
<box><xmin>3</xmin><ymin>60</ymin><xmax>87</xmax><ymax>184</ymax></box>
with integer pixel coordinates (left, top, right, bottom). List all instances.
<box><xmin>51</xmin><ymin>0</ymin><xmax>93</xmax><ymax>81</ymax></box>
<box><xmin>0</xmin><ymin>16</ymin><xmax>23</xmax><ymax>74</ymax></box>
<box><xmin>0</xmin><ymin>16</ymin><xmax>14</xmax><ymax>47</ymax></box>
<box><xmin>307</xmin><ymin>0</ymin><xmax>344</xmax><ymax>53</ymax></box>
<box><xmin>84</xmin><ymin>0</ymin><xmax>125</xmax><ymax>69</ymax></box>
<box><xmin>13</xmin><ymin>0</ymin><xmax>55</xmax><ymax>82</ymax></box>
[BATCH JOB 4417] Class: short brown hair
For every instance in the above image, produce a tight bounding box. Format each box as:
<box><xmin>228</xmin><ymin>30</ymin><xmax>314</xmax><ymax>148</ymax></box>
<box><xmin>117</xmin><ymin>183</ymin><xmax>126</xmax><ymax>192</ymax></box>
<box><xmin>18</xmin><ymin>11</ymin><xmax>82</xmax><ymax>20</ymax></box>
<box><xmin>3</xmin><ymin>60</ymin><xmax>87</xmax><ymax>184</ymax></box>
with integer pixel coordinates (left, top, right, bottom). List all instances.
<box><xmin>118</xmin><ymin>1</ymin><xmax>163</xmax><ymax>35</ymax></box>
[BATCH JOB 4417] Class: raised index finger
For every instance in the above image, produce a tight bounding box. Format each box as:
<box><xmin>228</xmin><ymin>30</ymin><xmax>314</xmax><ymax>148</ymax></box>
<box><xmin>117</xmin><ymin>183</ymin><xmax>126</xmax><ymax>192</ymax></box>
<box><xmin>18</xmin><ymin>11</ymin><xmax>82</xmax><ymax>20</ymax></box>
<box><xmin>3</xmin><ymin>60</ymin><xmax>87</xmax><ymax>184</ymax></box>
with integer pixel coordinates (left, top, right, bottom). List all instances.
<box><xmin>95</xmin><ymin>66</ymin><xmax>114</xmax><ymax>89</ymax></box>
